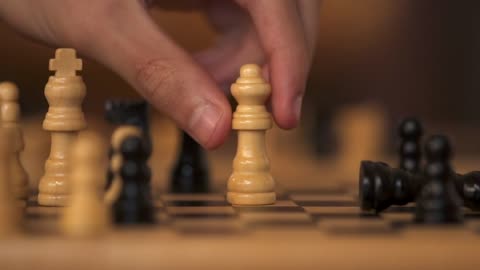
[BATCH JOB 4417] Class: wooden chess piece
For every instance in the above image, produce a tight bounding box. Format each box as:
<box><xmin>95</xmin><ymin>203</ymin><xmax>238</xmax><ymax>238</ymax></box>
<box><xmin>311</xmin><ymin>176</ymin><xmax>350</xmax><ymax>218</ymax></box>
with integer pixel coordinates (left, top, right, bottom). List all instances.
<box><xmin>0</xmin><ymin>82</ymin><xmax>28</xmax><ymax>200</ymax></box>
<box><xmin>38</xmin><ymin>49</ymin><xmax>87</xmax><ymax>206</ymax></box>
<box><xmin>0</xmin><ymin>128</ymin><xmax>22</xmax><ymax>237</ymax></box>
<box><xmin>107</xmin><ymin>126</ymin><xmax>143</xmax><ymax>206</ymax></box>
<box><xmin>415</xmin><ymin>135</ymin><xmax>463</xmax><ymax>224</ymax></box>
<box><xmin>227</xmin><ymin>64</ymin><xmax>275</xmax><ymax>205</ymax></box>
<box><xmin>170</xmin><ymin>131</ymin><xmax>210</xmax><ymax>193</ymax></box>
<box><xmin>110</xmin><ymin>125</ymin><xmax>154</xmax><ymax>224</ymax></box>
<box><xmin>104</xmin><ymin>100</ymin><xmax>152</xmax><ymax>188</ymax></box>
<box><xmin>398</xmin><ymin>118</ymin><xmax>423</xmax><ymax>173</ymax></box>
<box><xmin>62</xmin><ymin>131</ymin><xmax>115</xmax><ymax>237</ymax></box>
<box><xmin>359</xmin><ymin>118</ymin><xmax>424</xmax><ymax>212</ymax></box>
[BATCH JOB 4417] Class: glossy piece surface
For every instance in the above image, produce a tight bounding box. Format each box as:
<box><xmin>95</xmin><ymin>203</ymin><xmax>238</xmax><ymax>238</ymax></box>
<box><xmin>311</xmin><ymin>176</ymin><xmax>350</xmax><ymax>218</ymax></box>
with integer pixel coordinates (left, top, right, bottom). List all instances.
<box><xmin>227</xmin><ymin>64</ymin><xmax>275</xmax><ymax>205</ymax></box>
<box><xmin>38</xmin><ymin>49</ymin><xmax>86</xmax><ymax>206</ymax></box>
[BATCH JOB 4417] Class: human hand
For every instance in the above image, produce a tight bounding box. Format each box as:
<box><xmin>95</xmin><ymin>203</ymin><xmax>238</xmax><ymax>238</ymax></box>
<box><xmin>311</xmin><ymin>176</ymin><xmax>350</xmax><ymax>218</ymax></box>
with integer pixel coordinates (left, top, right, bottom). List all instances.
<box><xmin>0</xmin><ymin>0</ymin><xmax>318</xmax><ymax>149</ymax></box>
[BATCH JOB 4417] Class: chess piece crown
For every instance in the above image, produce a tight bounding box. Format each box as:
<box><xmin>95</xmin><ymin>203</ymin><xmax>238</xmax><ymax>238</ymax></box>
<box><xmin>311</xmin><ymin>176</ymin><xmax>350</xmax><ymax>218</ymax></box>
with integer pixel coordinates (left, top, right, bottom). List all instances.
<box><xmin>43</xmin><ymin>48</ymin><xmax>86</xmax><ymax>130</ymax></box>
<box><xmin>231</xmin><ymin>64</ymin><xmax>272</xmax><ymax>130</ymax></box>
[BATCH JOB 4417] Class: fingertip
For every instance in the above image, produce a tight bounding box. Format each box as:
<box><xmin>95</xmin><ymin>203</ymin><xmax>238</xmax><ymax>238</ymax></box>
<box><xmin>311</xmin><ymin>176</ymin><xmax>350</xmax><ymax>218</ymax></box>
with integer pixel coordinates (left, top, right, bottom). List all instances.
<box><xmin>269</xmin><ymin>63</ymin><xmax>305</xmax><ymax>130</ymax></box>
<box><xmin>271</xmin><ymin>94</ymin><xmax>302</xmax><ymax>129</ymax></box>
<box><xmin>273</xmin><ymin>105</ymin><xmax>300</xmax><ymax>130</ymax></box>
<box><xmin>183</xmin><ymin>98</ymin><xmax>232</xmax><ymax>150</ymax></box>
<box><xmin>198</xmin><ymin>103</ymin><xmax>232</xmax><ymax>150</ymax></box>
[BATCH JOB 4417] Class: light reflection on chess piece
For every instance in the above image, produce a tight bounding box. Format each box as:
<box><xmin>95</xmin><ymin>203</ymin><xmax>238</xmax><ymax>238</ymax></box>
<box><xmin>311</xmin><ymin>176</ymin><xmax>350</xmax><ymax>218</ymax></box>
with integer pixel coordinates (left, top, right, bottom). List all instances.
<box><xmin>38</xmin><ymin>49</ymin><xmax>87</xmax><ymax>206</ymax></box>
<box><xmin>227</xmin><ymin>64</ymin><xmax>275</xmax><ymax>205</ymax></box>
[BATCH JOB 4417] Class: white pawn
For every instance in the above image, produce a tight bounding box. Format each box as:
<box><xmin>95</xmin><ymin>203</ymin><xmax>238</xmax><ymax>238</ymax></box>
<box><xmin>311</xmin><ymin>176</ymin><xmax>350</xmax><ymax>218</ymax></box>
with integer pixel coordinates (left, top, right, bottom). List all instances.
<box><xmin>61</xmin><ymin>131</ymin><xmax>110</xmax><ymax>238</ymax></box>
<box><xmin>227</xmin><ymin>64</ymin><xmax>276</xmax><ymax>205</ymax></box>
<box><xmin>0</xmin><ymin>128</ymin><xmax>22</xmax><ymax>237</ymax></box>
<box><xmin>0</xmin><ymin>82</ymin><xmax>28</xmax><ymax>200</ymax></box>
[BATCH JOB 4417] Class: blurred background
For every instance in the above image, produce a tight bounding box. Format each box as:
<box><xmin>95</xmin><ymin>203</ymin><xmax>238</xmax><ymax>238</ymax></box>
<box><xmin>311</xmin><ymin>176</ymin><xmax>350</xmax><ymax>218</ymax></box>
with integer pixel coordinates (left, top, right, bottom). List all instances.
<box><xmin>1</xmin><ymin>0</ymin><xmax>479</xmax><ymax>190</ymax></box>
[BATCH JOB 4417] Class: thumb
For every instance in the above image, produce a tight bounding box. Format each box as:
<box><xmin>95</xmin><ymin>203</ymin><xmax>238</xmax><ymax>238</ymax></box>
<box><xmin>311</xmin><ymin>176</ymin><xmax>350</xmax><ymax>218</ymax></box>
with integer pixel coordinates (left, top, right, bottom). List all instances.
<box><xmin>80</xmin><ymin>2</ymin><xmax>231</xmax><ymax>149</ymax></box>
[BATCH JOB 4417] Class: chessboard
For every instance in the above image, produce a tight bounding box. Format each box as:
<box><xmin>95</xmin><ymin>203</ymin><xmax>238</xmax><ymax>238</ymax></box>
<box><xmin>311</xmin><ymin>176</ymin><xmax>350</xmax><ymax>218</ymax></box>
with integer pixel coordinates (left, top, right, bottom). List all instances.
<box><xmin>2</xmin><ymin>48</ymin><xmax>480</xmax><ymax>270</ymax></box>
<box><xmin>0</xmin><ymin>184</ymin><xmax>478</xmax><ymax>270</ymax></box>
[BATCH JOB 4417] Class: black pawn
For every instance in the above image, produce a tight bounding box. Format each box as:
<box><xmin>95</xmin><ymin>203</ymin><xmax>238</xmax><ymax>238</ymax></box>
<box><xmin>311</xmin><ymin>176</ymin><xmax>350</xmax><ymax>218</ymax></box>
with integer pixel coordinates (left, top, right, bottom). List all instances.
<box><xmin>170</xmin><ymin>131</ymin><xmax>209</xmax><ymax>193</ymax></box>
<box><xmin>398</xmin><ymin>118</ymin><xmax>423</xmax><ymax>173</ymax></box>
<box><xmin>415</xmin><ymin>135</ymin><xmax>463</xmax><ymax>224</ymax></box>
<box><xmin>113</xmin><ymin>135</ymin><xmax>154</xmax><ymax>224</ymax></box>
<box><xmin>105</xmin><ymin>100</ymin><xmax>151</xmax><ymax>140</ymax></box>
<box><xmin>105</xmin><ymin>100</ymin><xmax>152</xmax><ymax>188</ymax></box>
<box><xmin>359</xmin><ymin>161</ymin><xmax>419</xmax><ymax>212</ymax></box>
<box><xmin>455</xmin><ymin>171</ymin><xmax>480</xmax><ymax>210</ymax></box>
<box><xmin>358</xmin><ymin>118</ymin><xmax>423</xmax><ymax>212</ymax></box>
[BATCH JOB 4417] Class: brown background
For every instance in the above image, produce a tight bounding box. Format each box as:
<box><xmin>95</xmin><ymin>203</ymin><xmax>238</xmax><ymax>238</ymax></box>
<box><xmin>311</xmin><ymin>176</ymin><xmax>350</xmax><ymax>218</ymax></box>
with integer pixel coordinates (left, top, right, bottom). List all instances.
<box><xmin>1</xmin><ymin>5</ymin><xmax>480</xmax><ymax>268</ymax></box>
<box><xmin>1</xmin><ymin>0</ymin><xmax>480</xmax><ymax>188</ymax></box>
<box><xmin>2</xmin><ymin>0</ymin><xmax>478</xmax><ymax>121</ymax></box>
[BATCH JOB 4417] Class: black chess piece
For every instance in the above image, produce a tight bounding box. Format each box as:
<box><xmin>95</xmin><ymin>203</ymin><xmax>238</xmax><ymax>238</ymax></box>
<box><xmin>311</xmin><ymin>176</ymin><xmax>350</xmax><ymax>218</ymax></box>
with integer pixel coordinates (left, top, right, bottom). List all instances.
<box><xmin>359</xmin><ymin>160</ymin><xmax>379</xmax><ymax>211</ymax></box>
<box><xmin>415</xmin><ymin>135</ymin><xmax>463</xmax><ymax>224</ymax></box>
<box><xmin>455</xmin><ymin>171</ymin><xmax>480</xmax><ymax>210</ymax></box>
<box><xmin>398</xmin><ymin>118</ymin><xmax>423</xmax><ymax>173</ymax></box>
<box><xmin>113</xmin><ymin>134</ymin><xmax>154</xmax><ymax>224</ymax></box>
<box><xmin>105</xmin><ymin>99</ymin><xmax>152</xmax><ymax>148</ymax></box>
<box><xmin>170</xmin><ymin>131</ymin><xmax>209</xmax><ymax>193</ymax></box>
<box><xmin>359</xmin><ymin>118</ymin><xmax>423</xmax><ymax>212</ymax></box>
<box><xmin>105</xmin><ymin>100</ymin><xmax>152</xmax><ymax>187</ymax></box>
<box><xmin>359</xmin><ymin>161</ymin><xmax>422</xmax><ymax>212</ymax></box>
<box><xmin>359</xmin><ymin>117</ymin><xmax>480</xmax><ymax>213</ymax></box>
<box><xmin>360</xmin><ymin>161</ymin><xmax>480</xmax><ymax>212</ymax></box>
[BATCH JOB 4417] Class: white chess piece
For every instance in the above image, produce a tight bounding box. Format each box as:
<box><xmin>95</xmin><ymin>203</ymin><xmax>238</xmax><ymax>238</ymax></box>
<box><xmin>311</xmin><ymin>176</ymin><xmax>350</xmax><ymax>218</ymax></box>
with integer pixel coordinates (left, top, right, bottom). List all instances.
<box><xmin>38</xmin><ymin>48</ymin><xmax>87</xmax><ymax>206</ymax></box>
<box><xmin>0</xmin><ymin>128</ymin><xmax>22</xmax><ymax>236</ymax></box>
<box><xmin>0</xmin><ymin>82</ymin><xmax>28</xmax><ymax>200</ymax></box>
<box><xmin>227</xmin><ymin>64</ymin><xmax>276</xmax><ymax>205</ymax></box>
<box><xmin>62</xmin><ymin>131</ymin><xmax>122</xmax><ymax>237</ymax></box>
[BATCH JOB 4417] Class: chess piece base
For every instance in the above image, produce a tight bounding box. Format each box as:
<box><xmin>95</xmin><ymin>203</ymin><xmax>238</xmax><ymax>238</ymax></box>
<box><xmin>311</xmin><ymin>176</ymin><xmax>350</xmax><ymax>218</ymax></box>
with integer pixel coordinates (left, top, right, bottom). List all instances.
<box><xmin>62</xmin><ymin>200</ymin><xmax>110</xmax><ymax>237</ymax></box>
<box><xmin>414</xmin><ymin>181</ymin><xmax>463</xmax><ymax>224</ymax></box>
<box><xmin>227</xmin><ymin>192</ymin><xmax>276</xmax><ymax>205</ymax></box>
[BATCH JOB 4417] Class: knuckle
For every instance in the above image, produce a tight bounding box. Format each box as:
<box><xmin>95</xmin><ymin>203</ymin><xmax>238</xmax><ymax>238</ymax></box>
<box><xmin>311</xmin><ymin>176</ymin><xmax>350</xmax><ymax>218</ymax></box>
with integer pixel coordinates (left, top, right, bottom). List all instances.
<box><xmin>135</xmin><ymin>59</ymin><xmax>179</xmax><ymax>105</ymax></box>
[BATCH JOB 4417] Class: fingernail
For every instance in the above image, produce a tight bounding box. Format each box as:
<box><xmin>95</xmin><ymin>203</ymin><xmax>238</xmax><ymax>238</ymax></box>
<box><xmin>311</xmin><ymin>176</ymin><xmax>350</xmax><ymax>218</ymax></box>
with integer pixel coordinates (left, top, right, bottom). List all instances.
<box><xmin>294</xmin><ymin>95</ymin><xmax>303</xmax><ymax>122</ymax></box>
<box><xmin>188</xmin><ymin>102</ymin><xmax>224</xmax><ymax>146</ymax></box>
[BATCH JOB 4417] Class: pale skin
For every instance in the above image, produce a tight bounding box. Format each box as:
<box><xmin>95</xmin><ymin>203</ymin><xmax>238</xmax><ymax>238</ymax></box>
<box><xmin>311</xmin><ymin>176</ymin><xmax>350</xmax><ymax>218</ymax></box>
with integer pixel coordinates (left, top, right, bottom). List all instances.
<box><xmin>0</xmin><ymin>0</ymin><xmax>318</xmax><ymax>149</ymax></box>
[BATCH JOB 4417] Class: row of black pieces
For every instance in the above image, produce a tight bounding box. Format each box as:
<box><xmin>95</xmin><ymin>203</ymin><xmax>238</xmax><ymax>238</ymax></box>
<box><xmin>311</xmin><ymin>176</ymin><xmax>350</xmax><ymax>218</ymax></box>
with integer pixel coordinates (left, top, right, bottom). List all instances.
<box><xmin>359</xmin><ymin>118</ymin><xmax>423</xmax><ymax>212</ymax></box>
<box><xmin>360</xmin><ymin>160</ymin><xmax>480</xmax><ymax>213</ymax></box>
<box><xmin>359</xmin><ymin>118</ymin><xmax>480</xmax><ymax>224</ymax></box>
<box><xmin>104</xmin><ymin>100</ymin><xmax>210</xmax><ymax>225</ymax></box>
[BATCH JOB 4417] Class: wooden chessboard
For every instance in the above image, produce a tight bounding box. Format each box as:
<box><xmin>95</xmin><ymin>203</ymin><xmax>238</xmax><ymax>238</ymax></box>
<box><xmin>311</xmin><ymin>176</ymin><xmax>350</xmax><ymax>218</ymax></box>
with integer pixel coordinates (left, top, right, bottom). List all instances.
<box><xmin>4</xmin><ymin>113</ymin><xmax>480</xmax><ymax>270</ymax></box>
<box><xmin>1</xmin><ymin>184</ymin><xmax>479</xmax><ymax>270</ymax></box>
